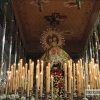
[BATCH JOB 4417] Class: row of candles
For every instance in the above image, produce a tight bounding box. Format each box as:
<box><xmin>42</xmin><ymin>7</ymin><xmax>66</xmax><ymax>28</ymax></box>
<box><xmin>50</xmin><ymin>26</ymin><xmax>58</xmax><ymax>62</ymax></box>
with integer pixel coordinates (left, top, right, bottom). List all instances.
<box><xmin>5</xmin><ymin>58</ymin><xmax>100</xmax><ymax>99</ymax></box>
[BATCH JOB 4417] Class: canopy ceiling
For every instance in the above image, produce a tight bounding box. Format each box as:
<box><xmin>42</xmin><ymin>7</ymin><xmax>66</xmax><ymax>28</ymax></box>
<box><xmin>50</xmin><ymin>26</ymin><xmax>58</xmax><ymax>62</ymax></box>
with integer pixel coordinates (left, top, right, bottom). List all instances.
<box><xmin>11</xmin><ymin>0</ymin><xmax>100</xmax><ymax>57</ymax></box>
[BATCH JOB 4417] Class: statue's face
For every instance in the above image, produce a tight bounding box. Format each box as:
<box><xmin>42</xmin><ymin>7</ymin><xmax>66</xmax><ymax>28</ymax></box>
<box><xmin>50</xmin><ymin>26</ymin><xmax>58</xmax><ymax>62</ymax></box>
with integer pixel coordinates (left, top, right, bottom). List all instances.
<box><xmin>49</xmin><ymin>37</ymin><xmax>57</xmax><ymax>47</ymax></box>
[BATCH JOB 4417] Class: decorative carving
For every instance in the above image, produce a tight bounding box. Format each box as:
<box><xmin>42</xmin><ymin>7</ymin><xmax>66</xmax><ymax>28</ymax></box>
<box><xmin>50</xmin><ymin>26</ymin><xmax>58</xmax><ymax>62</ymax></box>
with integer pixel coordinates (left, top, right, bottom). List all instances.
<box><xmin>44</xmin><ymin>13</ymin><xmax>67</xmax><ymax>25</ymax></box>
<box><xmin>40</xmin><ymin>28</ymin><xmax>65</xmax><ymax>50</ymax></box>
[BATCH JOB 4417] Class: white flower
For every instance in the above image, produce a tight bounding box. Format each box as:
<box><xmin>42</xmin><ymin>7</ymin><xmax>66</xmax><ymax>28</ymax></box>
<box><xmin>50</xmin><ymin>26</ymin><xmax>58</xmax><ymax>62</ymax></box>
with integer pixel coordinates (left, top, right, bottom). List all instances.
<box><xmin>0</xmin><ymin>95</ymin><xmax>3</xmax><ymax>100</ymax></box>
<box><xmin>21</xmin><ymin>96</ymin><xmax>26</xmax><ymax>100</ymax></box>
<box><xmin>15</xmin><ymin>94</ymin><xmax>19</xmax><ymax>99</ymax></box>
<box><xmin>7</xmin><ymin>95</ymin><xmax>10</xmax><ymax>99</ymax></box>
<box><xmin>2</xmin><ymin>94</ymin><xmax>6</xmax><ymax>99</ymax></box>
<box><xmin>31</xmin><ymin>97</ymin><xmax>34</xmax><ymax>100</ymax></box>
<box><xmin>82</xmin><ymin>98</ymin><xmax>88</xmax><ymax>100</ymax></box>
<box><xmin>10</xmin><ymin>94</ymin><xmax>15</xmax><ymax>99</ymax></box>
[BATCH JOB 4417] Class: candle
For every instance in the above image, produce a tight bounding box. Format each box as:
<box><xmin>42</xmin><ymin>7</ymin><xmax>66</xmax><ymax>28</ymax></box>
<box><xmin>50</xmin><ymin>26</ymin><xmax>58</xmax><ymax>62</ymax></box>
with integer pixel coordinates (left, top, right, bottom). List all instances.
<box><xmin>89</xmin><ymin>71</ymin><xmax>92</xmax><ymax>89</ymax></box>
<box><xmin>85</xmin><ymin>63</ymin><xmax>88</xmax><ymax>89</ymax></box>
<box><xmin>92</xmin><ymin>66</ymin><xmax>95</xmax><ymax>89</ymax></box>
<box><xmin>16</xmin><ymin>70</ymin><xmax>19</xmax><ymax>90</ymax></box>
<box><xmin>20</xmin><ymin>59</ymin><xmax>22</xmax><ymax>87</ymax></box>
<box><xmin>70</xmin><ymin>59</ymin><xmax>72</xmax><ymax>76</ymax></box>
<box><xmin>81</xmin><ymin>67</ymin><xmax>83</xmax><ymax>93</ymax></box>
<box><xmin>30</xmin><ymin>63</ymin><xmax>33</xmax><ymax>90</ymax></box>
<box><xmin>36</xmin><ymin>75</ymin><xmax>38</xmax><ymax>100</ymax></box>
<box><xmin>46</xmin><ymin>66</ymin><xmax>49</xmax><ymax>92</ymax></box>
<box><xmin>68</xmin><ymin>63</ymin><xmax>71</xmax><ymax>93</ymax></box>
<box><xmin>89</xmin><ymin>63</ymin><xmax>92</xmax><ymax>73</ymax></box>
<box><xmin>36</xmin><ymin>65</ymin><xmax>39</xmax><ymax>90</ymax></box>
<box><xmin>27</xmin><ymin>70</ymin><xmax>30</xmax><ymax>97</ymax></box>
<box><xmin>77</xmin><ymin>71</ymin><xmax>81</xmax><ymax>97</ymax></box>
<box><xmin>73</xmin><ymin>63</ymin><xmax>76</xmax><ymax>91</ymax></box>
<box><xmin>51</xmin><ymin>75</ymin><xmax>53</xmax><ymax>100</ymax></box>
<box><xmin>22</xmin><ymin>76</ymin><xmax>24</xmax><ymax>88</ymax></box>
<box><xmin>25</xmin><ymin>63</ymin><xmax>28</xmax><ymax>90</ymax></box>
<box><xmin>40</xmin><ymin>72</ymin><xmax>43</xmax><ymax>97</ymax></box>
<box><xmin>94</xmin><ymin>77</ymin><xmax>97</xmax><ymax>89</ymax></box>
<box><xmin>76</xmin><ymin>63</ymin><xmax>78</xmax><ymax>74</ymax></box>
<box><xmin>48</xmin><ymin>63</ymin><xmax>50</xmax><ymax>92</ymax></box>
<box><xmin>64</xmin><ymin>63</ymin><xmax>67</xmax><ymax>91</ymax></box>
<box><xmin>14</xmin><ymin>77</ymin><xmax>17</xmax><ymax>95</ymax></box>
<box><xmin>25</xmin><ymin>63</ymin><xmax>28</xmax><ymax>80</ymax></box>
<box><xmin>22</xmin><ymin>67</ymin><xmax>25</xmax><ymax>76</ymax></box>
<box><xmin>82</xmin><ymin>77</ymin><xmax>85</xmax><ymax>93</ymax></box>
<box><xmin>5</xmin><ymin>73</ymin><xmax>8</xmax><ymax>95</ymax></box>
<box><xmin>41</xmin><ymin>60</ymin><xmax>43</xmax><ymax>73</ymax></box>
<box><xmin>41</xmin><ymin>60</ymin><xmax>43</xmax><ymax>88</ymax></box>
<box><xmin>13</xmin><ymin>63</ymin><xmax>16</xmax><ymax>77</ymax></box>
<box><xmin>71</xmin><ymin>77</ymin><xmax>73</xmax><ymax>100</ymax></box>
<box><xmin>29</xmin><ymin>59</ymin><xmax>32</xmax><ymax>70</ymax></box>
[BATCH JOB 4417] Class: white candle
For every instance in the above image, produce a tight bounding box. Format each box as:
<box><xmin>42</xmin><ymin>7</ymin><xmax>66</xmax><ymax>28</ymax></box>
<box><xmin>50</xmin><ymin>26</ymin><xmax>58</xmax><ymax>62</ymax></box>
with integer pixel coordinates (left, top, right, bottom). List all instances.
<box><xmin>48</xmin><ymin>63</ymin><xmax>50</xmax><ymax>92</ymax></box>
<box><xmin>89</xmin><ymin>71</ymin><xmax>92</xmax><ymax>89</ymax></box>
<box><xmin>16</xmin><ymin>70</ymin><xmax>19</xmax><ymax>90</ymax></box>
<box><xmin>5</xmin><ymin>73</ymin><xmax>8</xmax><ymax>95</ymax></box>
<box><xmin>46</xmin><ymin>66</ymin><xmax>49</xmax><ymax>92</ymax></box>
<box><xmin>51</xmin><ymin>75</ymin><xmax>53</xmax><ymax>100</ymax></box>
<box><xmin>13</xmin><ymin>63</ymin><xmax>16</xmax><ymax>77</ymax></box>
<box><xmin>27</xmin><ymin>70</ymin><xmax>30</xmax><ymax>97</ymax></box>
<box><xmin>81</xmin><ymin>67</ymin><xmax>83</xmax><ymax>93</ymax></box>
<box><xmin>77</xmin><ymin>71</ymin><xmax>81</xmax><ymax>96</ymax></box>
<box><xmin>68</xmin><ymin>63</ymin><xmax>71</xmax><ymax>93</ymax></box>
<box><xmin>36</xmin><ymin>65</ymin><xmax>39</xmax><ymax>90</ymax></box>
<box><xmin>94</xmin><ymin>77</ymin><xmax>97</xmax><ymax>89</ymax></box>
<box><xmin>64</xmin><ymin>63</ymin><xmax>67</xmax><ymax>91</ymax></box>
<box><xmin>30</xmin><ymin>63</ymin><xmax>33</xmax><ymax>90</ymax></box>
<box><xmin>36</xmin><ymin>75</ymin><xmax>38</xmax><ymax>100</ymax></box>
<box><xmin>20</xmin><ymin>59</ymin><xmax>22</xmax><ymax>87</ymax></box>
<box><xmin>29</xmin><ymin>59</ymin><xmax>32</xmax><ymax>70</ymax></box>
<box><xmin>25</xmin><ymin>63</ymin><xmax>28</xmax><ymax>80</ymax></box>
<box><xmin>73</xmin><ymin>63</ymin><xmax>75</xmax><ymax>91</ymax></box>
<box><xmin>40</xmin><ymin>72</ymin><xmax>43</xmax><ymax>97</ymax></box>
<box><xmin>85</xmin><ymin>63</ymin><xmax>88</xmax><ymax>89</ymax></box>
<box><xmin>71</xmin><ymin>77</ymin><xmax>73</xmax><ymax>100</ymax></box>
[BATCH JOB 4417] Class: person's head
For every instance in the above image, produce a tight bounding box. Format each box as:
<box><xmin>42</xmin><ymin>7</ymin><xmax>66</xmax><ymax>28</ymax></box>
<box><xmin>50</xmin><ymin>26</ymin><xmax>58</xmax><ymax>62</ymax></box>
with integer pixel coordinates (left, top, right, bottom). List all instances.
<box><xmin>49</xmin><ymin>37</ymin><xmax>57</xmax><ymax>47</ymax></box>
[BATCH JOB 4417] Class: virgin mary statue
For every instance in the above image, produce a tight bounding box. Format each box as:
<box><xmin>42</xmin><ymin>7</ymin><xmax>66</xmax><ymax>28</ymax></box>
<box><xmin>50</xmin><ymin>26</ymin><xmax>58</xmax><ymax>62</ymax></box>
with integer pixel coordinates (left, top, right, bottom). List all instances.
<box><xmin>40</xmin><ymin>28</ymin><xmax>71</xmax><ymax>99</ymax></box>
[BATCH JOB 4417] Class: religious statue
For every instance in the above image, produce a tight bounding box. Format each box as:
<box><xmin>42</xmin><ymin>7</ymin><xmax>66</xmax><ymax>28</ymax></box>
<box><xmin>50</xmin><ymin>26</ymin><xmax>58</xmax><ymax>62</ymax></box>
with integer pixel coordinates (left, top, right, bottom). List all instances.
<box><xmin>40</xmin><ymin>28</ymin><xmax>71</xmax><ymax>99</ymax></box>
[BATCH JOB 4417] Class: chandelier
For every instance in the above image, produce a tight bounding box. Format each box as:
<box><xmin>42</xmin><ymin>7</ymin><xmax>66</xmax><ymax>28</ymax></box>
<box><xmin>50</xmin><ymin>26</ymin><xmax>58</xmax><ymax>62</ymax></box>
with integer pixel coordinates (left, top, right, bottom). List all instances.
<box><xmin>30</xmin><ymin>0</ymin><xmax>81</xmax><ymax>12</ymax></box>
